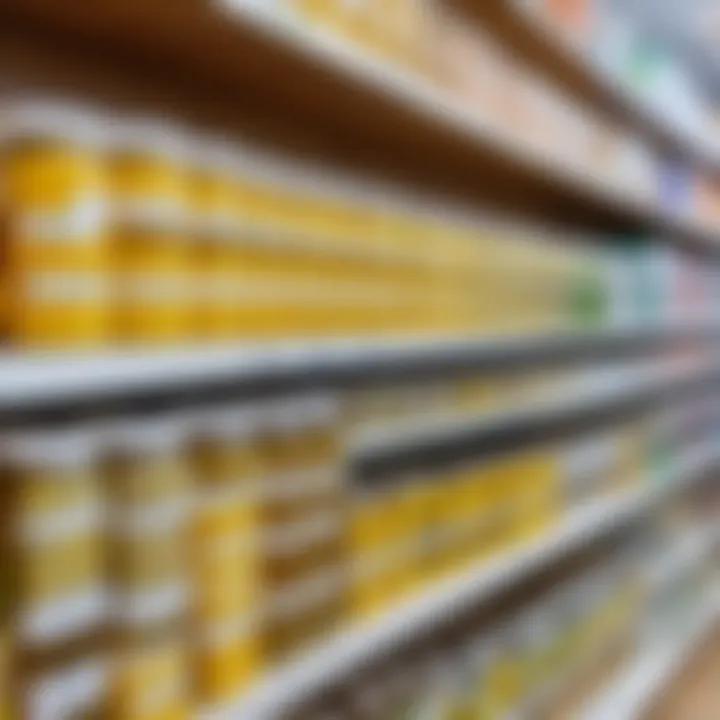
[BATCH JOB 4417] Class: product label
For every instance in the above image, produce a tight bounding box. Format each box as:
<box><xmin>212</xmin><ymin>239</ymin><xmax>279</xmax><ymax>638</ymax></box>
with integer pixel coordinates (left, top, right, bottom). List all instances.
<box><xmin>20</xmin><ymin>197</ymin><xmax>105</xmax><ymax>242</ymax></box>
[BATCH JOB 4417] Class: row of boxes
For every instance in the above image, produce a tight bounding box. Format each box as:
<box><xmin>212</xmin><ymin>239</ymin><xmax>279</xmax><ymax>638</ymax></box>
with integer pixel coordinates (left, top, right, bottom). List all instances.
<box><xmin>4</xmin><ymin>96</ymin><xmax>718</xmax><ymax>350</ymax></box>
<box><xmin>1</xmin><ymin>355</ymin><xmax>678</xmax><ymax>718</ymax></box>
<box><xmin>348</xmin><ymin>418</ymin><xmax>645</xmax><ymax>620</ymax></box>
<box><xmin>284</xmin><ymin>541</ymin><xmax>647</xmax><ymax>719</ymax></box>
<box><xmin>2</xmin><ymin>397</ymin><xmax>343</xmax><ymax>717</ymax></box>
<box><xmin>0</xmin><ymin>98</ymin><xmax>595</xmax><ymax>349</ymax></box>
<box><xmin>286</xmin><ymin>498</ymin><xmax>720</xmax><ymax>720</ymax></box>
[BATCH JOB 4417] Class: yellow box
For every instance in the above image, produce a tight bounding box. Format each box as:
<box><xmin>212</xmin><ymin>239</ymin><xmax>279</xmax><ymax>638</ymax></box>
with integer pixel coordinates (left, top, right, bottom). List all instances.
<box><xmin>108</xmin><ymin>120</ymin><xmax>190</xmax><ymax>346</ymax></box>
<box><xmin>350</xmin><ymin>488</ymin><xmax>400</xmax><ymax>552</ymax></box>
<box><xmin>196</xmin><ymin>620</ymin><xmax>259</xmax><ymax>705</ymax></box>
<box><xmin>484</xmin><ymin>637</ymin><xmax>522</xmax><ymax>717</ymax></box>
<box><xmin>111</xmin><ymin>639</ymin><xmax>190</xmax><ymax>720</ymax></box>
<box><xmin>194</xmin><ymin>544</ymin><xmax>258</xmax><ymax>621</ymax></box>
<box><xmin>1</xmin><ymin>100</ymin><xmax>109</xmax><ymax>348</ymax></box>
<box><xmin>187</xmin><ymin>140</ymin><xmax>237</xmax><ymax>340</ymax></box>
<box><xmin>4</xmin><ymin>427</ymin><xmax>105</xmax><ymax>644</ymax></box>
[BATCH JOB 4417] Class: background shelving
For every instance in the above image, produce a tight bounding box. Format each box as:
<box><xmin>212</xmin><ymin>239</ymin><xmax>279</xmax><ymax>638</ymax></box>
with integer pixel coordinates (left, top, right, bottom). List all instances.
<box><xmin>0</xmin><ymin>2</ymin><xmax>718</xmax><ymax>720</ymax></box>
<box><xmin>0</xmin><ymin>0</ymin><xmax>718</xmax><ymax>251</ymax></box>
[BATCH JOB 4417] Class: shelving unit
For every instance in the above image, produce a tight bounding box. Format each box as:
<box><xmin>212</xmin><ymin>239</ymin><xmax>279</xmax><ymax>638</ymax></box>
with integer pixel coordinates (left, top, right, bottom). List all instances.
<box><xmin>0</xmin><ymin>325</ymin><xmax>712</xmax><ymax>415</ymax></box>
<box><xmin>580</xmin><ymin>589</ymin><xmax>720</xmax><ymax>720</ymax></box>
<box><xmin>352</xmin><ymin>361</ymin><xmax>716</xmax><ymax>477</ymax></box>
<box><xmin>447</xmin><ymin>0</ymin><xmax>716</xmax><ymax>169</ymax></box>
<box><xmin>0</xmin><ymin>2</ymin><xmax>718</xmax><ymax>719</ymax></box>
<box><xmin>202</xmin><ymin>446</ymin><xmax>716</xmax><ymax>720</ymax></box>
<box><xmin>647</xmin><ymin>525</ymin><xmax>720</xmax><ymax>592</ymax></box>
<box><xmin>0</xmin><ymin>0</ymin><xmax>718</xmax><ymax>250</ymax></box>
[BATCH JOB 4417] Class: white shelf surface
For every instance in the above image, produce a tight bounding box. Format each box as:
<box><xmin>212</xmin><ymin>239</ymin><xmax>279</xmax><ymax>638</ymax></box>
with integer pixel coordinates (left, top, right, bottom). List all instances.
<box><xmin>351</xmin><ymin>360</ymin><xmax>704</xmax><ymax>461</ymax></box>
<box><xmin>0</xmin><ymin>327</ymin><xmax>699</xmax><ymax>410</ymax></box>
<box><xmin>580</xmin><ymin>588</ymin><xmax>720</xmax><ymax>720</ymax></box>
<box><xmin>648</xmin><ymin>525</ymin><xmax>720</xmax><ymax>593</ymax></box>
<box><xmin>200</xmin><ymin>446</ymin><xmax>716</xmax><ymax>720</ymax></box>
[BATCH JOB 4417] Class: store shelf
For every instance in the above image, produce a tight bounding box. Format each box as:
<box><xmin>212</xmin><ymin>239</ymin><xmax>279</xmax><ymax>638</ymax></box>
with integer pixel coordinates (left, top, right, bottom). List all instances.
<box><xmin>447</xmin><ymin>0</ymin><xmax>720</xmax><ymax>176</ymax></box>
<box><xmin>201</xmin><ymin>447</ymin><xmax>716</xmax><ymax>720</ymax></box>
<box><xmin>580</xmin><ymin>588</ymin><xmax>720</xmax><ymax>720</ymax></box>
<box><xmin>648</xmin><ymin>525</ymin><xmax>720</xmax><ymax>593</ymax></box>
<box><xmin>211</xmin><ymin>1</ymin><xmax>720</xmax><ymax>253</ymax></box>
<box><xmin>518</xmin><ymin>511</ymin><xmax>720</xmax><ymax>718</ymax></box>
<box><xmin>0</xmin><ymin>327</ymin><xmax>709</xmax><ymax>415</ymax></box>
<box><xmin>353</xmin><ymin>362</ymin><xmax>717</xmax><ymax>479</ymax></box>
<box><xmin>1</xmin><ymin>0</ymin><xmax>719</xmax><ymax>249</ymax></box>
<box><xmin>224</xmin><ymin>1</ymin><xmax>649</xmax><ymax>215</ymax></box>
<box><xmin>519</xmin><ymin>619</ymin><xmax>634</xmax><ymax>720</ymax></box>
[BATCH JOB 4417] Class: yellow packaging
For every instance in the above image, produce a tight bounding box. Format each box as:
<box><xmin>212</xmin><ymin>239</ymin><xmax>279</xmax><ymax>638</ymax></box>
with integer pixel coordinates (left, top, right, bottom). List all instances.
<box><xmin>308</xmin><ymin>247</ymin><xmax>353</xmax><ymax>337</ymax></box>
<box><xmin>105</xmin><ymin>416</ymin><xmax>191</xmax><ymax>631</ymax></box>
<box><xmin>111</xmin><ymin>638</ymin><xmax>189</xmax><ymax>720</ymax></box>
<box><xmin>484</xmin><ymin>626</ymin><xmax>522</xmax><ymax>717</ymax></box>
<box><xmin>393</xmin><ymin>475</ymin><xmax>431</xmax><ymax>593</ymax></box>
<box><xmin>4</xmin><ymin>428</ymin><xmax>106</xmax><ymax>648</ymax></box>
<box><xmin>473</xmin><ymin>459</ymin><xmax>515</xmax><ymax>556</ymax></box>
<box><xmin>196</xmin><ymin>619</ymin><xmax>259</xmax><ymax>705</ymax></box>
<box><xmin>349</xmin><ymin>490</ymin><xmax>391</xmax><ymax>616</ymax></box>
<box><xmin>106</xmin><ymin>417</ymin><xmax>191</xmax><ymax>510</ymax></box>
<box><xmin>229</xmin><ymin>162</ymin><xmax>352</xmax><ymax>339</ymax></box>
<box><xmin>259</xmin><ymin>396</ymin><xmax>346</xmax><ymax>656</ymax></box>
<box><xmin>422</xmin><ymin>473</ymin><xmax>460</xmax><ymax>578</ymax></box>
<box><xmin>0</xmin><ymin>100</ymin><xmax>108</xmax><ymax>348</ymax></box>
<box><xmin>493</xmin><ymin>450</ymin><xmax>558</xmax><ymax>547</ymax></box>
<box><xmin>373</xmin><ymin>486</ymin><xmax>418</xmax><ymax>607</ymax></box>
<box><xmin>446</xmin><ymin>467</ymin><xmax>488</xmax><ymax>568</ymax></box>
<box><xmin>458</xmin><ymin>464</ymin><xmax>496</xmax><ymax>562</ymax></box>
<box><xmin>349</xmin><ymin>484</ymin><xmax>401</xmax><ymax>613</ymax></box>
<box><xmin>277</xmin><ymin>187</ymin><xmax>341</xmax><ymax>337</ymax></box>
<box><xmin>446</xmin><ymin>469</ymin><xmax>482</xmax><ymax>569</ymax></box>
<box><xmin>231</xmin><ymin>179</ymin><xmax>281</xmax><ymax>340</ymax></box>
<box><xmin>520</xmin><ymin>449</ymin><xmax>560</xmax><ymax>539</ymax></box>
<box><xmin>108</xmin><ymin>120</ymin><xmax>189</xmax><ymax>345</ymax></box>
<box><xmin>188</xmin><ymin>145</ymin><xmax>223</xmax><ymax>341</ymax></box>
<box><xmin>188</xmin><ymin>140</ymin><xmax>239</xmax><ymax>341</ymax></box>
<box><xmin>230</xmin><ymin>156</ymin><xmax>321</xmax><ymax>340</ymax></box>
<box><xmin>190</xmin><ymin>406</ymin><xmax>261</xmax><ymax>630</ymax></box>
<box><xmin>290</xmin><ymin>0</ymin><xmax>337</xmax><ymax>25</ymax></box>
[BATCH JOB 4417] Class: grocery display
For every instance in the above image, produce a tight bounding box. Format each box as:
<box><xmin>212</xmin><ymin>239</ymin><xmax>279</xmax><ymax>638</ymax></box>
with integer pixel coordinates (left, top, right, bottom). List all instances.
<box><xmin>0</xmin><ymin>1</ymin><xmax>718</xmax><ymax>719</ymax></box>
<box><xmin>524</xmin><ymin>0</ymin><xmax>720</xmax><ymax>149</ymax></box>
<box><xmin>0</xmin><ymin>98</ymin><xmax>606</xmax><ymax>350</ymax></box>
<box><xmin>2</xmin><ymin>94</ymin><xmax>720</xmax><ymax>353</ymax></box>
<box><xmin>249</xmin><ymin>0</ymin><xmax>655</xmax><ymax>198</ymax></box>
<box><xmin>0</xmin><ymin>352</ymin><xmax>715</xmax><ymax>718</ymax></box>
<box><xmin>344</xmin><ymin>543</ymin><xmax>644</xmax><ymax>720</ymax></box>
<box><xmin>520</xmin><ymin>0</ymin><xmax>720</xmax><ymax>228</ymax></box>
<box><xmin>273</xmin><ymin>509</ymin><xmax>720</xmax><ymax>720</ymax></box>
<box><xmin>581</xmin><ymin>489</ymin><xmax>720</xmax><ymax>720</ymax></box>
<box><xmin>241</xmin><ymin>0</ymin><xmax>720</xmax><ymax>227</ymax></box>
